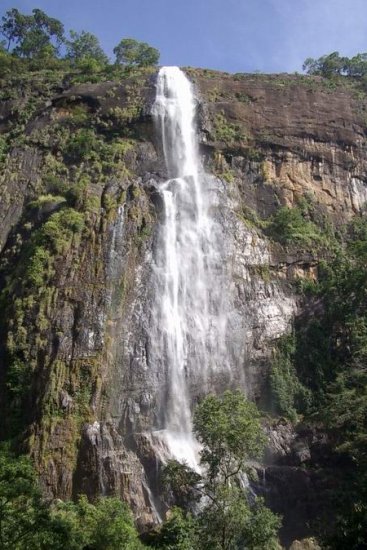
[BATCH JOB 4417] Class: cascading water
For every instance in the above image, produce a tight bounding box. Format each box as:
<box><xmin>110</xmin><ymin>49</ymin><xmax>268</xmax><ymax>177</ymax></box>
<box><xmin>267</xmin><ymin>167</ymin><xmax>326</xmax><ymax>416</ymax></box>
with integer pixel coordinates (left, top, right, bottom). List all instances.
<box><xmin>151</xmin><ymin>67</ymin><xmax>228</xmax><ymax>468</ymax></box>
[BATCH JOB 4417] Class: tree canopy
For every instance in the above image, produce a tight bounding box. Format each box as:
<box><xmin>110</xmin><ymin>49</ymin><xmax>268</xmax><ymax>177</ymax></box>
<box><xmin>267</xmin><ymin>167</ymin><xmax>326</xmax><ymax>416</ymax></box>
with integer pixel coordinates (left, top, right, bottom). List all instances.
<box><xmin>303</xmin><ymin>51</ymin><xmax>367</xmax><ymax>78</ymax></box>
<box><xmin>193</xmin><ymin>390</ymin><xmax>266</xmax><ymax>482</ymax></box>
<box><xmin>0</xmin><ymin>7</ymin><xmax>160</xmax><ymax>70</ymax></box>
<box><xmin>0</xmin><ymin>8</ymin><xmax>64</xmax><ymax>58</ymax></box>
<box><xmin>0</xmin><ymin>447</ymin><xmax>48</xmax><ymax>549</ymax></box>
<box><xmin>65</xmin><ymin>30</ymin><xmax>109</xmax><ymax>65</ymax></box>
<box><xmin>0</xmin><ymin>446</ymin><xmax>144</xmax><ymax>549</ymax></box>
<box><xmin>113</xmin><ymin>38</ymin><xmax>160</xmax><ymax>67</ymax></box>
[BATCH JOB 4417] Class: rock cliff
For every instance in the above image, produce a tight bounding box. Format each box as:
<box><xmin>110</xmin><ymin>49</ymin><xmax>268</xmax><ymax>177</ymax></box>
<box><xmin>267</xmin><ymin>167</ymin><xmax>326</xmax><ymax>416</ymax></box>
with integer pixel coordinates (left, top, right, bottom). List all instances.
<box><xmin>0</xmin><ymin>67</ymin><xmax>366</xmax><ymax>542</ymax></box>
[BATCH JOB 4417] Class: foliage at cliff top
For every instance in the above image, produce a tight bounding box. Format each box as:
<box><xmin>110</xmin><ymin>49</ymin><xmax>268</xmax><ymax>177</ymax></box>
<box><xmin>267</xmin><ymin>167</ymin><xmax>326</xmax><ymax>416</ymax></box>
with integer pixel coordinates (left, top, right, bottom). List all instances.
<box><xmin>0</xmin><ymin>7</ymin><xmax>160</xmax><ymax>68</ymax></box>
<box><xmin>114</xmin><ymin>38</ymin><xmax>160</xmax><ymax>67</ymax></box>
<box><xmin>0</xmin><ymin>8</ymin><xmax>64</xmax><ymax>58</ymax></box>
<box><xmin>303</xmin><ymin>51</ymin><xmax>367</xmax><ymax>78</ymax></box>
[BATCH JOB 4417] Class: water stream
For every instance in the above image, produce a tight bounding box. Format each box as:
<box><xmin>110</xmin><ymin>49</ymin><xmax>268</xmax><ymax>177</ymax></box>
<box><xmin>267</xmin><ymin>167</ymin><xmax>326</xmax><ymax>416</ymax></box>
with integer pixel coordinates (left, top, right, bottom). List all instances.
<box><xmin>151</xmin><ymin>66</ymin><xmax>228</xmax><ymax>468</ymax></box>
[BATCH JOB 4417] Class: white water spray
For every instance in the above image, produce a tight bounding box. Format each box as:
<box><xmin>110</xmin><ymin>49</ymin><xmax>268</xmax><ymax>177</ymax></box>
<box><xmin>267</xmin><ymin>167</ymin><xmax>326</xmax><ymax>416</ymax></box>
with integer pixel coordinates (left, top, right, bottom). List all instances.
<box><xmin>151</xmin><ymin>67</ymin><xmax>228</xmax><ymax>468</ymax></box>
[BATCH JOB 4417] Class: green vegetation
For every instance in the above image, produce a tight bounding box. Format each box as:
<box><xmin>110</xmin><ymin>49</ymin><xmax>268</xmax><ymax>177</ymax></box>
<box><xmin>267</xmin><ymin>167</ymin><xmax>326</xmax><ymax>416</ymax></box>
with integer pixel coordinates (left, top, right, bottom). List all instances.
<box><xmin>65</xmin><ymin>30</ymin><xmax>109</xmax><ymax>65</ymax></box>
<box><xmin>65</xmin><ymin>129</ymin><xmax>99</xmax><ymax>162</ymax></box>
<box><xmin>0</xmin><ymin>8</ymin><xmax>64</xmax><ymax>59</ymax></box>
<box><xmin>267</xmin><ymin>213</ymin><xmax>367</xmax><ymax>547</ymax></box>
<box><xmin>113</xmin><ymin>38</ymin><xmax>160</xmax><ymax>68</ymax></box>
<box><xmin>0</xmin><ymin>446</ymin><xmax>143</xmax><ymax>549</ymax></box>
<box><xmin>0</xmin><ymin>7</ymin><xmax>160</xmax><ymax>75</ymax></box>
<box><xmin>51</xmin><ymin>496</ymin><xmax>144</xmax><ymax>550</ymax></box>
<box><xmin>0</xmin><ymin>202</ymin><xmax>86</xmax><ymax>437</ymax></box>
<box><xmin>0</xmin><ymin>393</ymin><xmax>280</xmax><ymax>549</ymax></box>
<box><xmin>212</xmin><ymin>112</ymin><xmax>246</xmax><ymax>146</ymax></box>
<box><xmin>2</xmin><ymin>6</ymin><xmax>367</xmax><ymax>548</ymax></box>
<box><xmin>270</xmin><ymin>334</ymin><xmax>311</xmax><ymax>422</ymax></box>
<box><xmin>22</xmin><ymin>207</ymin><xmax>84</xmax><ymax>287</ymax></box>
<box><xmin>0</xmin><ymin>446</ymin><xmax>55</xmax><ymax>549</ymax></box>
<box><xmin>152</xmin><ymin>391</ymin><xmax>281</xmax><ymax>550</ymax></box>
<box><xmin>301</xmin><ymin>51</ymin><xmax>367</xmax><ymax>99</ymax></box>
<box><xmin>0</xmin><ymin>4</ymin><xmax>152</xmax><ymax>444</ymax></box>
<box><xmin>261</xmin><ymin>192</ymin><xmax>341</xmax><ymax>252</ymax></box>
<box><xmin>266</xmin><ymin>205</ymin><xmax>324</xmax><ymax>248</ymax></box>
<box><xmin>194</xmin><ymin>390</ymin><xmax>267</xmax><ymax>480</ymax></box>
<box><xmin>0</xmin><ymin>9</ymin><xmax>158</xmax><ymax>543</ymax></box>
<box><xmin>303</xmin><ymin>51</ymin><xmax>367</xmax><ymax>78</ymax></box>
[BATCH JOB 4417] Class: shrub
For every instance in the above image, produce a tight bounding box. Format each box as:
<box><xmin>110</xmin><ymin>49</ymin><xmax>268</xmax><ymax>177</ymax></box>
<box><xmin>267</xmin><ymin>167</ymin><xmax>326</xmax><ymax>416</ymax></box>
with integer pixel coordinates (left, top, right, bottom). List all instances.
<box><xmin>26</xmin><ymin>246</ymin><xmax>53</xmax><ymax>287</ymax></box>
<box><xmin>212</xmin><ymin>112</ymin><xmax>244</xmax><ymax>145</ymax></box>
<box><xmin>65</xmin><ymin>128</ymin><xmax>98</xmax><ymax>161</ymax></box>
<box><xmin>266</xmin><ymin>206</ymin><xmax>323</xmax><ymax>248</ymax></box>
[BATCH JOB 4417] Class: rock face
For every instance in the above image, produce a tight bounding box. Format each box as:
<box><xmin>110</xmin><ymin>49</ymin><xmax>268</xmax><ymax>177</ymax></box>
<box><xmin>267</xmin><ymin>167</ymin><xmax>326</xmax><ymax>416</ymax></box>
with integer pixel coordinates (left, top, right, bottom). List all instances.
<box><xmin>0</xmin><ymin>68</ymin><xmax>366</xmax><ymax>541</ymax></box>
<box><xmin>192</xmin><ymin>71</ymin><xmax>367</xmax><ymax>220</ymax></box>
<box><xmin>259</xmin><ymin>420</ymin><xmax>343</xmax><ymax>545</ymax></box>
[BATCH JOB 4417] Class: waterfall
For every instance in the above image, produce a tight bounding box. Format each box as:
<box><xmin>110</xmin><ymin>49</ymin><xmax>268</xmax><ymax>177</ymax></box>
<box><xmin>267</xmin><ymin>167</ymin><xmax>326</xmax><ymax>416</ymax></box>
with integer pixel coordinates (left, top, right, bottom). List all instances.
<box><xmin>151</xmin><ymin>67</ymin><xmax>228</xmax><ymax>469</ymax></box>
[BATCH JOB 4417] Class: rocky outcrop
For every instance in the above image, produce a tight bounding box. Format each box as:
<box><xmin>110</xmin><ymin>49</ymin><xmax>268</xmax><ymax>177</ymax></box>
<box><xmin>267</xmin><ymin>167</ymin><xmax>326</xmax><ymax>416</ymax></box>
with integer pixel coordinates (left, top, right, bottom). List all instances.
<box><xmin>192</xmin><ymin>70</ymin><xmax>367</xmax><ymax>220</ymax></box>
<box><xmin>0</xmin><ymin>68</ymin><xmax>366</xmax><ymax>543</ymax></box>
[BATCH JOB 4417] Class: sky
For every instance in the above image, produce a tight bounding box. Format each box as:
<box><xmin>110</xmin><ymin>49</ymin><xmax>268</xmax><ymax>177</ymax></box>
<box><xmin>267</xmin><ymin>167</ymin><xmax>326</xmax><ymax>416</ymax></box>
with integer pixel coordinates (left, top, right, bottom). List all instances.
<box><xmin>1</xmin><ymin>0</ymin><xmax>366</xmax><ymax>73</ymax></box>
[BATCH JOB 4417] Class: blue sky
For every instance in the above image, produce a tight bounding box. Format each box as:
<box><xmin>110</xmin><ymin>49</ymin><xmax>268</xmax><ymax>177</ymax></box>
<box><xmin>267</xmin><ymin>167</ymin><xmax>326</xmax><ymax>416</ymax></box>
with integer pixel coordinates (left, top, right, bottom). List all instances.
<box><xmin>1</xmin><ymin>0</ymin><xmax>366</xmax><ymax>73</ymax></box>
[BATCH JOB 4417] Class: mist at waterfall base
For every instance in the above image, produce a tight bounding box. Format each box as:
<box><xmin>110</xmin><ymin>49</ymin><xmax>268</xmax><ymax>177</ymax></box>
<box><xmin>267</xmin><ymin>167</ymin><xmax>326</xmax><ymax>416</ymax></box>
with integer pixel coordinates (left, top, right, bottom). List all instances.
<box><xmin>150</xmin><ymin>67</ymin><xmax>229</xmax><ymax>470</ymax></box>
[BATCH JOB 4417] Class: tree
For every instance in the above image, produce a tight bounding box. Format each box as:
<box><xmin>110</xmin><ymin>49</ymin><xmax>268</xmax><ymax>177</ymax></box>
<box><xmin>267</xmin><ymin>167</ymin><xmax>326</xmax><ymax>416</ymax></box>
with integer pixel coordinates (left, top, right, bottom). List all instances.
<box><xmin>162</xmin><ymin>460</ymin><xmax>201</xmax><ymax>509</ymax></box>
<box><xmin>0</xmin><ymin>446</ymin><xmax>145</xmax><ymax>549</ymax></box>
<box><xmin>0</xmin><ymin>49</ymin><xmax>22</xmax><ymax>77</ymax></box>
<box><xmin>0</xmin><ymin>8</ymin><xmax>29</xmax><ymax>52</ymax></box>
<box><xmin>266</xmin><ymin>205</ymin><xmax>323</xmax><ymax>248</ymax></box>
<box><xmin>113</xmin><ymin>38</ymin><xmax>159</xmax><ymax>67</ymax></box>
<box><xmin>303</xmin><ymin>51</ymin><xmax>346</xmax><ymax>77</ymax></box>
<box><xmin>0</xmin><ymin>446</ymin><xmax>63</xmax><ymax>549</ymax></box>
<box><xmin>280</xmin><ymin>213</ymin><xmax>367</xmax><ymax>548</ymax></box>
<box><xmin>0</xmin><ymin>8</ymin><xmax>64</xmax><ymax>58</ymax></box>
<box><xmin>52</xmin><ymin>496</ymin><xmax>144</xmax><ymax>549</ymax></box>
<box><xmin>197</xmin><ymin>487</ymin><xmax>281</xmax><ymax>550</ymax></box>
<box><xmin>193</xmin><ymin>390</ymin><xmax>266</xmax><ymax>483</ymax></box>
<box><xmin>303</xmin><ymin>51</ymin><xmax>367</xmax><ymax>78</ymax></box>
<box><xmin>146</xmin><ymin>507</ymin><xmax>198</xmax><ymax>549</ymax></box>
<box><xmin>346</xmin><ymin>53</ymin><xmax>367</xmax><ymax>77</ymax></box>
<box><xmin>159</xmin><ymin>391</ymin><xmax>281</xmax><ymax>550</ymax></box>
<box><xmin>66</xmin><ymin>30</ymin><xmax>108</xmax><ymax>65</ymax></box>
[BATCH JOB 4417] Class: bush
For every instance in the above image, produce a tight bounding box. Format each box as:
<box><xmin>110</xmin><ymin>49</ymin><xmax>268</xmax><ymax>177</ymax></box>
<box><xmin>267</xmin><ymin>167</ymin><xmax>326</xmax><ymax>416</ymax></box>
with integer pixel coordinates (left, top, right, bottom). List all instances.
<box><xmin>0</xmin><ymin>134</ymin><xmax>8</xmax><ymax>162</ymax></box>
<box><xmin>146</xmin><ymin>507</ymin><xmax>198</xmax><ymax>549</ymax></box>
<box><xmin>65</xmin><ymin>129</ymin><xmax>98</xmax><ymax>161</ymax></box>
<box><xmin>212</xmin><ymin>112</ymin><xmax>244</xmax><ymax>145</ymax></box>
<box><xmin>52</xmin><ymin>495</ymin><xmax>144</xmax><ymax>549</ymax></box>
<box><xmin>39</xmin><ymin>208</ymin><xmax>84</xmax><ymax>253</ymax></box>
<box><xmin>0</xmin><ymin>50</ymin><xmax>23</xmax><ymax>77</ymax></box>
<box><xmin>266</xmin><ymin>206</ymin><xmax>323</xmax><ymax>248</ymax></box>
<box><xmin>26</xmin><ymin>246</ymin><xmax>53</xmax><ymax>287</ymax></box>
<box><xmin>0</xmin><ymin>447</ymin><xmax>55</xmax><ymax>550</ymax></box>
